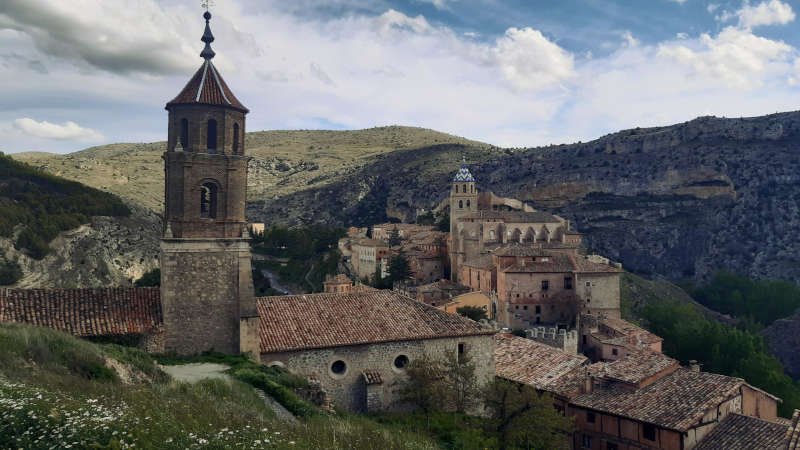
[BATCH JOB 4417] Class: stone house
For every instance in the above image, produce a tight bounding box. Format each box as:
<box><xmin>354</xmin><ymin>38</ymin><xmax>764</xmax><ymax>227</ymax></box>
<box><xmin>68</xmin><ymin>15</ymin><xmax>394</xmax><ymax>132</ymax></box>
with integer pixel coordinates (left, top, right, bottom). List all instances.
<box><xmin>494</xmin><ymin>333</ymin><xmax>785</xmax><ymax>450</ymax></box>
<box><xmin>347</xmin><ymin>238</ymin><xmax>390</xmax><ymax>281</ymax></box>
<box><xmin>580</xmin><ymin>314</ymin><xmax>663</xmax><ymax>362</ymax></box>
<box><xmin>257</xmin><ymin>290</ymin><xmax>495</xmax><ymax>413</ymax></box>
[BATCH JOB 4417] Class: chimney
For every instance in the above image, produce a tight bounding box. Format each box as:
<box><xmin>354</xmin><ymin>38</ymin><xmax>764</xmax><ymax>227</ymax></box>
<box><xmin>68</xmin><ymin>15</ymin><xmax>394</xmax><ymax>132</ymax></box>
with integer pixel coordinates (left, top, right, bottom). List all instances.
<box><xmin>583</xmin><ymin>371</ymin><xmax>594</xmax><ymax>394</ymax></box>
<box><xmin>689</xmin><ymin>360</ymin><xmax>700</xmax><ymax>372</ymax></box>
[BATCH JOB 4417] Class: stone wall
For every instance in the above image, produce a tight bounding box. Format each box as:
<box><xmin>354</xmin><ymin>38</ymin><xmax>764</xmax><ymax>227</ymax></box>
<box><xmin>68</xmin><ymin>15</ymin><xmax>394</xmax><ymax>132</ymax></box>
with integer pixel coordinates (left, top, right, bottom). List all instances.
<box><xmin>261</xmin><ymin>334</ymin><xmax>495</xmax><ymax>413</ymax></box>
<box><xmin>577</xmin><ymin>273</ymin><xmax>621</xmax><ymax>318</ymax></box>
<box><xmin>526</xmin><ymin>327</ymin><xmax>579</xmax><ymax>354</ymax></box>
<box><xmin>161</xmin><ymin>238</ymin><xmax>255</xmax><ymax>355</ymax></box>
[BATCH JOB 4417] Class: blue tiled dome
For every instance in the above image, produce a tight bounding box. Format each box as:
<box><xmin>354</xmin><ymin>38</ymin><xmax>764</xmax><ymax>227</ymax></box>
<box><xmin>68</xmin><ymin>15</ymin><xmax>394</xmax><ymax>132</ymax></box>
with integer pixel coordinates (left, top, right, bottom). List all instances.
<box><xmin>453</xmin><ymin>164</ymin><xmax>475</xmax><ymax>182</ymax></box>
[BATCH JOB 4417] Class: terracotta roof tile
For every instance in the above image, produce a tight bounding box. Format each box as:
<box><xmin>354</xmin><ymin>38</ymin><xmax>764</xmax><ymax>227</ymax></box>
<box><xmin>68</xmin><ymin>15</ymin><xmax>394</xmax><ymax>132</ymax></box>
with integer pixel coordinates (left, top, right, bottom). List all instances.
<box><xmin>571</xmin><ymin>368</ymin><xmax>746</xmax><ymax>432</ymax></box>
<box><xmin>595</xmin><ymin>351</ymin><xmax>679</xmax><ymax>386</ymax></box>
<box><xmin>257</xmin><ymin>291</ymin><xmax>493</xmax><ymax>353</ymax></box>
<box><xmin>0</xmin><ymin>288</ymin><xmax>162</xmax><ymax>337</ymax></box>
<box><xmin>493</xmin><ymin>244</ymin><xmax>552</xmax><ymax>257</ymax></box>
<box><xmin>166</xmin><ymin>60</ymin><xmax>248</xmax><ymax>112</ymax></box>
<box><xmin>499</xmin><ymin>253</ymin><xmax>575</xmax><ymax>273</ymax></box>
<box><xmin>788</xmin><ymin>410</ymin><xmax>800</xmax><ymax>450</ymax></box>
<box><xmin>695</xmin><ymin>413</ymin><xmax>788</xmax><ymax>450</ymax></box>
<box><xmin>494</xmin><ymin>333</ymin><xmax>588</xmax><ymax>395</ymax></box>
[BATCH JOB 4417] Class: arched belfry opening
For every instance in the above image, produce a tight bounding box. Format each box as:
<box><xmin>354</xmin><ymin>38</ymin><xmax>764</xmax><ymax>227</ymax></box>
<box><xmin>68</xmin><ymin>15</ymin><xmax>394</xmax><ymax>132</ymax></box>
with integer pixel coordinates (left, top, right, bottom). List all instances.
<box><xmin>199</xmin><ymin>181</ymin><xmax>218</xmax><ymax>218</ymax></box>
<box><xmin>207</xmin><ymin>119</ymin><xmax>218</xmax><ymax>153</ymax></box>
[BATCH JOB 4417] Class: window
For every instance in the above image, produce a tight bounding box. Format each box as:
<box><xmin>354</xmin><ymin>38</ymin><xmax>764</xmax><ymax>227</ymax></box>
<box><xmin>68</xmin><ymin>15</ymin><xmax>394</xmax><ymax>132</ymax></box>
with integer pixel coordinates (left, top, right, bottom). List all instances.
<box><xmin>564</xmin><ymin>277</ymin><xmax>573</xmax><ymax>290</ymax></box>
<box><xmin>523</xmin><ymin>305</ymin><xmax>528</xmax><ymax>310</ymax></box>
<box><xmin>612</xmin><ymin>348</ymin><xmax>618</xmax><ymax>356</ymax></box>
<box><xmin>331</xmin><ymin>360</ymin><xmax>347</xmax><ymax>375</ymax></box>
<box><xmin>459</xmin><ymin>200</ymin><xmax>463</xmax><ymax>209</ymax></box>
<box><xmin>541</xmin><ymin>280</ymin><xmax>549</xmax><ymax>291</ymax></box>
<box><xmin>466</xmin><ymin>200</ymin><xmax>471</xmax><ymax>208</ymax></box>
<box><xmin>643</xmin><ymin>424</ymin><xmax>656</xmax><ymax>441</ymax></box>
<box><xmin>179</xmin><ymin>118</ymin><xmax>188</xmax><ymax>150</ymax></box>
<box><xmin>206</xmin><ymin>119</ymin><xmax>218</xmax><ymax>153</ymax></box>
<box><xmin>581</xmin><ymin>434</ymin><xmax>592</xmax><ymax>449</ymax></box>
<box><xmin>457</xmin><ymin>343</ymin><xmax>466</xmax><ymax>360</ymax></box>
<box><xmin>587</xmin><ymin>411</ymin><xmax>596</xmax><ymax>423</ymax></box>
<box><xmin>393</xmin><ymin>355</ymin><xmax>409</xmax><ymax>369</ymax></box>
<box><xmin>462</xmin><ymin>184</ymin><xmax>466</xmax><ymax>193</ymax></box>
<box><xmin>535</xmin><ymin>305</ymin><xmax>541</xmax><ymax>314</ymax></box>
<box><xmin>199</xmin><ymin>182</ymin><xmax>218</xmax><ymax>219</ymax></box>
<box><xmin>232</xmin><ymin>123</ymin><xmax>240</xmax><ymax>154</ymax></box>
<box><xmin>489</xmin><ymin>230</ymin><xmax>496</xmax><ymax>240</ymax></box>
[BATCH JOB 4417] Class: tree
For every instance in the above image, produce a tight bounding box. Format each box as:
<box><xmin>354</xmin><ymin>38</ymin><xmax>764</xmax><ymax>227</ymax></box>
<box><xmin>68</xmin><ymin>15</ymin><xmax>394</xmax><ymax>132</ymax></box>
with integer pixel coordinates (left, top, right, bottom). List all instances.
<box><xmin>0</xmin><ymin>257</ymin><xmax>22</xmax><ymax>286</ymax></box>
<box><xmin>457</xmin><ymin>306</ymin><xmax>487</xmax><ymax>322</ymax></box>
<box><xmin>485</xmin><ymin>379</ymin><xmax>573</xmax><ymax>450</ymax></box>
<box><xmin>134</xmin><ymin>268</ymin><xmax>161</xmax><ymax>287</ymax></box>
<box><xmin>416</xmin><ymin>211</ymin><xmax>436</xmax><ymax>226</ymax></box>
<box><xmin>388</xmin><ymin>252</ymin><xmax>412</xmax><ymax>284</ymax></box>
<box><xmin>436</xmin><ymin>210</ymin><xmax>450</xmax><ymax>232</ymax></box>
<box><xmin>400</xmin><ymin>350</ymin><xmax>481</xmax><ymax>415</ymax></box>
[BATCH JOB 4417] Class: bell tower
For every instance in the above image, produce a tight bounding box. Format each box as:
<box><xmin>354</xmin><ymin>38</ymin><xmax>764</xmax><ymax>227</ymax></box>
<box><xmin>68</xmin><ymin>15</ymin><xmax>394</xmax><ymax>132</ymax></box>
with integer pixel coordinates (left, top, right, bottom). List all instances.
<box><xmin>160</xmin><ymin>11</ymin><xmax>259</xmax><ymax>356</ymax></box>
<box><xmin>449</xmin><ymin>158</ymin><xmax>478</xmax><ymax>282</ymax></box>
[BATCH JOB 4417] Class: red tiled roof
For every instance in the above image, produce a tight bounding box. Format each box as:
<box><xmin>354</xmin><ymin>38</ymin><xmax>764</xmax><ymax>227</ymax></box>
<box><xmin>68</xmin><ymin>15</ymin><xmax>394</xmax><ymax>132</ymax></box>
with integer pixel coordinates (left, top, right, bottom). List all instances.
<box><xmin>499</xmin><ymin>253</ymin><xmax>575</xmax><ymax>273</ymax></box>
<box><xmin>788</xmin><ymin>410</ymin><xmax>800</xmax><ymax>450</ymax></box>
<box><xmin>571</xmin><ymin>368</ymin><xmax>746</xmax><ymax>432</ymax></box>
<box><xmin>166</xmin><ymin>60</ymin><xmax>248</xmax><ymax>112</ymax></box>
<box><xmin>571</xmin><ymin>255</ymin><xmax>622</xmax><ymax>273</ymax></box>
<box><xmin>257</xmin><ymin>290</ymin><xmax>493</xmax><ymax>353</ymax></box>
<box><xmin>494</xmin><ymin>333</ymin><xmax>588</xmax><ymax>395</ymax></box>
<box><xmin>695</xmin><ymin>413</ymin><xmax>788</xmax><ymax>450</ymax></box>
<box><xmin>0</xmin><ymin>288</ymin><xmax>162</xmax><ymax>337</ymax></box>
<box><xmin>596</xmin><ymin>351</ymin><xmax>679</xmax><ymax>387</ymax></box>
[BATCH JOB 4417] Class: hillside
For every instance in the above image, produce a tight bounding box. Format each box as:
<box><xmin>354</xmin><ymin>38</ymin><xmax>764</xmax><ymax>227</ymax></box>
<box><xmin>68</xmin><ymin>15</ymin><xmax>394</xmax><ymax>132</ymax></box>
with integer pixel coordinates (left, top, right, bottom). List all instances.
<box><xmin>0</xmin><ymin>154</ymin><xmax>159</xmax><ymax>288</ymax></box>
<box><xmin>248</xmin><ymin>112</ymin><xmax>800</xmax><ymax>284</ymax></box>
<box><xmin>0</xmin><ymin>322</ymin><xmax>440</xmax><ymax>449</ymax></box>
<box><xmin>13</xmin><ymin>126</ymin><xmax>493</xmax><ymax>212</ymax></box>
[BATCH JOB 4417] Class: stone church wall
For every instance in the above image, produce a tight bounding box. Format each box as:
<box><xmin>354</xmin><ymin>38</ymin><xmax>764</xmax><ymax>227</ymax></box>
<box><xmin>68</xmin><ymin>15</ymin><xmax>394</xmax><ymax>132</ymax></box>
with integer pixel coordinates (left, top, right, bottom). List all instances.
<box><xmin>261</xmin><ymin>334</ymin><xmax>494</xmax><ymax>413</ymax></box>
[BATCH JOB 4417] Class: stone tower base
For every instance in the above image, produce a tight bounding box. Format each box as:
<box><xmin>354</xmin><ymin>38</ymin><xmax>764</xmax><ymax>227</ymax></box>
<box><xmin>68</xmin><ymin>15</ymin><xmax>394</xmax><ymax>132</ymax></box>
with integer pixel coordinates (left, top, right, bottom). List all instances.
<box><xmin>160</xmin><ymin>238</ymin><xmax>258</xmax><ymax>355</ymax></box>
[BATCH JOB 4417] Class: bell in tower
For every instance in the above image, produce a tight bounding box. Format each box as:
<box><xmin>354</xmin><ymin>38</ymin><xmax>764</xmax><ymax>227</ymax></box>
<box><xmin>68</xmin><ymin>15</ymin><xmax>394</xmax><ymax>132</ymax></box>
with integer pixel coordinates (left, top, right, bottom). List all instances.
<box><xmin>160</xmin><ymin>11</ymin><xmax>260</xmax><ymax>357</ymax></box>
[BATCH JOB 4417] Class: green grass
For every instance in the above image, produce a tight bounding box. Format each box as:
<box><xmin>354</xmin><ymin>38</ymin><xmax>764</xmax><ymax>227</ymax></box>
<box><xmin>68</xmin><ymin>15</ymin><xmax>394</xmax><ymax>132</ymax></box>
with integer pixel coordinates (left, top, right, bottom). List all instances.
<box><xmin>0</xmin><ymin>324</ymin><xmax>441</xmax><ymax>449</ymax></box>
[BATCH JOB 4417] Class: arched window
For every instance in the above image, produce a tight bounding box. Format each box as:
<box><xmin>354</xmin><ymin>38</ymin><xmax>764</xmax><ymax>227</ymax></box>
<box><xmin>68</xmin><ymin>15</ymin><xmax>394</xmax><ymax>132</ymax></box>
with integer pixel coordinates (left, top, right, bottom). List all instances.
<box><xmin>466</xmin><ymin>200</ymin><xmax>471</xmax><ymax>208</ymax></box>
<box><xmin>232</xmin><ymin>123</ymin><xmax>240</xmax><ymax>154</ymax></box>
<box><xmin>200</xmin><ymin>182</ymin><xmax>218</xmax><ymax>218</ymax></box>
<box><xmin>206</xmin><ymin>119</ymin><xmax>218</xmax><ymax>153</ymax></box>
<box><xmin>462</xmin><ymin>184</ymin><xmax>467</xmax><ymax>193</ymax></box>
<box><xmin>179</xmin><ymin>118</ymin><xmax>188</xmax><ymax>150</ymax></box>
<box><xmin>459</xmin><ymin>200</ymin><xmax>463</xmax><ymax>209</ymax></box>
<box><xmin>489</xmin><ymin>229</ymin><xmax>496</xmax><ymax>240</ymax></box>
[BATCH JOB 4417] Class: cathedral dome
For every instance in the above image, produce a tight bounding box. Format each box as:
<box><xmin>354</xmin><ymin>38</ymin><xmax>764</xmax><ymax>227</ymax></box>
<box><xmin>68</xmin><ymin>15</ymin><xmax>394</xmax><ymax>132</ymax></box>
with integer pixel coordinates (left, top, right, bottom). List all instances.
<box><xmin>453</xmin><ymin>164</ymin><xmax>475</xmax><ymax>182</ymax></box>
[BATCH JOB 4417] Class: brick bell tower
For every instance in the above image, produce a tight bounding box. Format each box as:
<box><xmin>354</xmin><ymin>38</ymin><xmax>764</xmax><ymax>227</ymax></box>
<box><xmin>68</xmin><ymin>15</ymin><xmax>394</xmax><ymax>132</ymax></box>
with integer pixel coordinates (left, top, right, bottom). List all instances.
<box><xmin>160</xmin><ymin>11</ymin><xmax>259</xmax><ymax>356</ymax></box>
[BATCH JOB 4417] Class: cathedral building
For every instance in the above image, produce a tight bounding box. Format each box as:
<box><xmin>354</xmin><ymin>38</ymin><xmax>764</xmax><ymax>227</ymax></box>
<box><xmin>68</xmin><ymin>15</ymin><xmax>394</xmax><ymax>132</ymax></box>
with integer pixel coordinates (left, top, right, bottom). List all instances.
<box><xmin>448</xmin><ymin>162</ymin><xmax>621</xmax><ymax>330</ymax></box>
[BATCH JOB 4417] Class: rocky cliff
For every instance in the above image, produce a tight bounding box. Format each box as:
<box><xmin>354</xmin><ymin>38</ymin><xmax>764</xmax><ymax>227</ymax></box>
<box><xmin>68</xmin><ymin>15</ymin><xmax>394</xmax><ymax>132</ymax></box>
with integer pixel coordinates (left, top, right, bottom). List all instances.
<box><xmin>763</xmin><ymin>312</ymin><xmax>800</xmax><ymax>379</ymax></box>
<box><xmin>250</xmin><ymin>111</ymin><xmax>800</xmax><ymax>284</ymax></box>
<box><xmin>1</xmin><ymin>202</ymin><xmax>160</xmax><ymax>288</ymax></box>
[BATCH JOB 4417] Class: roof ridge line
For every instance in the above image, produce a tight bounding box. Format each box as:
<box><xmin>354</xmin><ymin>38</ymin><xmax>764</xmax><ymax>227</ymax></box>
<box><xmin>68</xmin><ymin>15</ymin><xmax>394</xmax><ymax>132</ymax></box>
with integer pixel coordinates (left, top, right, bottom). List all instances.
<box><xmin>208</xmin><ymin>61</ymin><xmax>231</xmax><ymax>105</ymax></box>
<box><xmin>196</xmin><ymin>60</ymin><xmax>210</xmax><ymax>102</ymax></box>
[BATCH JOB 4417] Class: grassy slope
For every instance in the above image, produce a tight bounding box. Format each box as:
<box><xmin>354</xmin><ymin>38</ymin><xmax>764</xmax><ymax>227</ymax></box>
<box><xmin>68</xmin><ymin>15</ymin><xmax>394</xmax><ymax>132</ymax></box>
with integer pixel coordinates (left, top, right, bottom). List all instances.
<box><xmin>12</xmin><ymin>126</ymin><xmax>492</xmax><ymax>212</ymax></box>
<box><xmin>0</xmin><ymin>323</ymin><xmax>438</xmax><ymax>449</ymax></box>
<box><xmin>620</xmin><ymin>272</ymin><xmax>737</xmax><ymax>325</ymax></box>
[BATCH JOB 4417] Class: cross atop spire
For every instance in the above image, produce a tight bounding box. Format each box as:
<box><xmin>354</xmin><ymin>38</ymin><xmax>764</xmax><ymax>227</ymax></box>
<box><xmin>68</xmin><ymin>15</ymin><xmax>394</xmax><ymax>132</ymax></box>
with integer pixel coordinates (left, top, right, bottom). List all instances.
<box><xmin>200</xmin><ymin>10</ymin><xmax>216</xmax><ymax>60</ymax></box>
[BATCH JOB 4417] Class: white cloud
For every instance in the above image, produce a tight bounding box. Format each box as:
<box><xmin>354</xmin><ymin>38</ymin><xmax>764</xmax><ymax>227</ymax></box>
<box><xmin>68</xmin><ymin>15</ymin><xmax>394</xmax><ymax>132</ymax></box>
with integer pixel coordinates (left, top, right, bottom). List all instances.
<box><xmin>657</xmin><ymin>26</ymin><xmax>794</xmax><ymax>88</ymax></box>
<box><xmin>622</xmin><ymin>31</ymin><xmax>639</xmax><ymax>47</ymax></box>
<box><xmin>2</xmin><ymin>0</ymin><xmax>800</xmax><ymax>154</ymax></box>
<box><xmin>492</xmin><ymin>27</ymin><xmax>575</xmax><ymax>91</ymax></box>
<box><xmin>668</xmin><ymin>0</ymin><xmax>689</xmax><ymax>4</ymax></box>
<box><xmin>12</xmin><ymin>118</ymin><xmax>103</xmax><ymax>141</ymax></box>
<box><xmin>416</xmin><ymin>0</ymin><xmax>452</xmax><ymax>10</ymax></box>
<box><xmin>722</xmin><ymin>0</ymin><xmax>796</xmax><ymax>29</ymax></box>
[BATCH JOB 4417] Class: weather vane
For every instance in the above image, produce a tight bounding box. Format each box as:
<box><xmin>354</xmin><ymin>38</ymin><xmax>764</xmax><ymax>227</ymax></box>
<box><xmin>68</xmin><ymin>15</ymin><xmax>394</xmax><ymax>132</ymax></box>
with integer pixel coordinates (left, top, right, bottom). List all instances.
<box><xmin>201</xmin><ymin>0</ymin><xmax>214</xmax><ymax>12</ymax></box>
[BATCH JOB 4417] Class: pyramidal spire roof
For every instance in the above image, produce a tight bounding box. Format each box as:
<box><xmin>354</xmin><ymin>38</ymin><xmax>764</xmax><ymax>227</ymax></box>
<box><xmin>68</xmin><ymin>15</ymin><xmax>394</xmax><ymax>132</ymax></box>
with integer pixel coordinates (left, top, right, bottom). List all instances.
<box><xmin>453</xmin><ymin>157</ymin><xmax>475</xmax><ymax>182</ymax></box>
<box><xmin>166</xmin><ymin>11</ymin><xmax>248</xmax><ymax>113</ymax></box>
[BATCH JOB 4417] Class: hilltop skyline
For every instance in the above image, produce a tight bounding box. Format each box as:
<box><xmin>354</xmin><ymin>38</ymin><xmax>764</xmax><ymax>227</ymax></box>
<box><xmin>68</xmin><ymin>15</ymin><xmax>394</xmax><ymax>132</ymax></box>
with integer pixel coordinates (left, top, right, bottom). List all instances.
<box><xmin>1</xmin><ymin>0</ymin><xmax>800</xmax><ymax>153</ymax></box>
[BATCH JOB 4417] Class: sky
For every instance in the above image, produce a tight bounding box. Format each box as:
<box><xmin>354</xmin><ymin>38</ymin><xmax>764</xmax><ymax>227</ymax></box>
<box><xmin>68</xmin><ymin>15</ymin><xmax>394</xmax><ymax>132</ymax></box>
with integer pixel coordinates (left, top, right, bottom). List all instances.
<box><xmin>1</xmin><ymin>0</ymin><xmax>800</xmax><ymax>153</ymax></box>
